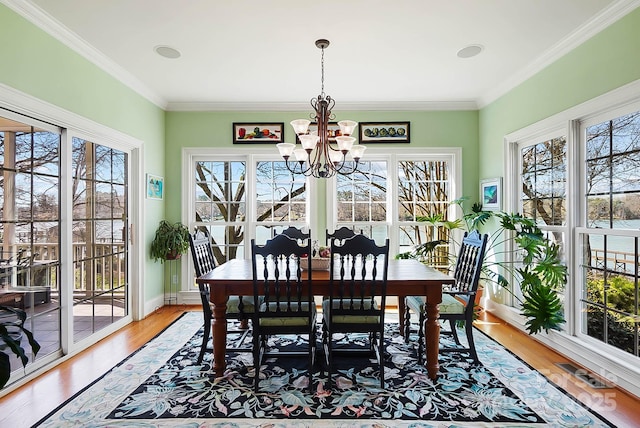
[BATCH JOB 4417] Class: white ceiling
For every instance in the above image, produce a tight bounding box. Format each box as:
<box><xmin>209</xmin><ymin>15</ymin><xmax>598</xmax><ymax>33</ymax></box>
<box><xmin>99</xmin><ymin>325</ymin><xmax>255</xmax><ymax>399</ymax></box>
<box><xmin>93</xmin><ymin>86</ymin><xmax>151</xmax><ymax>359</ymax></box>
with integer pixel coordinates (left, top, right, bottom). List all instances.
<box><xmin>6</xmin><ymin>0</ymin><xmax>639</xmax><ymax>111</ymax></box>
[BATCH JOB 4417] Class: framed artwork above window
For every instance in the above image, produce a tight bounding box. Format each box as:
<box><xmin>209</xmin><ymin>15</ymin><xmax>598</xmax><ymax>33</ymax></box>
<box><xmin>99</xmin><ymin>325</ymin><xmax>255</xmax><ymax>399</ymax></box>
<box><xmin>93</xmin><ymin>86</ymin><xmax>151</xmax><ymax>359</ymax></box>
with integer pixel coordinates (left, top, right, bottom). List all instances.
<box><xmin>232</xmin><ymin>123</ymin><xmax>284</xmax><ymax>144</ymax></box>
<box><xmin>359</xmin><ymin>122</ymin><xmax>410</xmax><ymax>143</ymax></box>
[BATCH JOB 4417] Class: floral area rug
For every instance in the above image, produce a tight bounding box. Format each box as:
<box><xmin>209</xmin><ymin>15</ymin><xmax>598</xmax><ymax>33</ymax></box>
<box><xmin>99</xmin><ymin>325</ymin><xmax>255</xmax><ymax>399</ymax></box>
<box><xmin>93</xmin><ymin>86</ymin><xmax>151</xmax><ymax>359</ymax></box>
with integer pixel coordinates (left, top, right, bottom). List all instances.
<box><xmin>35</xmin><ymin>311</ymin><xmax>614</xmax><ymax>427</ymax></box>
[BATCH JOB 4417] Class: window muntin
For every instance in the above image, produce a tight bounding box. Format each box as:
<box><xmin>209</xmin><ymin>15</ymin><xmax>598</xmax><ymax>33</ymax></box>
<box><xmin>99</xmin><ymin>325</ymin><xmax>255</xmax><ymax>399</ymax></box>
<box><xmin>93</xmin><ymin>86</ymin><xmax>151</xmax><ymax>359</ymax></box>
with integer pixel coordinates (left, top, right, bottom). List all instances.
<box><xmin>255</xmin><ymin>161</ymin><xmax>307</xmax><ymax>242</ymax></box>
<box><xmin>190</xmin><ymin>151</ymin><xmax>458</xmax><ymax>274</ymax></box>
<box><xmin>397</xmin><ymin>159</ymin><xmax>453</xmax><ymax>268</ymax></box>
<box><xmin>255</xmin><ymin>161</ymin><xmax>306</xmax><ymax>222</ymax></box>
<box><xmin>521</xmin><ymin>137</ymin><xmax>567</xmax><ymax>226</ymax></box>
<box><xmin>193</xmin><ymin>160</ymin><xmax>247</xmax><ymax>265</ymax></box>
<box><xmin>1</xmin><ymin>117</ymin><xmax>62</xmax><ymax>372</ymax></box>
<box><xmin>334</xmin><ymin>161</ymin><xmax>388</xmax><ymax>239</ymax></box>
<box><xmin>580</xmin><ymin>110</ymin><xmax>640</xmax><ymax>358</ymax></box>
<box><xmin>513</xmin><ymin>135</ymin><xmax>568</xmax><ymax>309</ymax></box>
<box><xmin>586</xmin><ymin>112</ymin><xmax>640</xmax><ymax>227</ymax></box>
<box><xmin>71</xmin><ymin>138</ymin><xmax>129</xmax><ymax>343</ymax></box>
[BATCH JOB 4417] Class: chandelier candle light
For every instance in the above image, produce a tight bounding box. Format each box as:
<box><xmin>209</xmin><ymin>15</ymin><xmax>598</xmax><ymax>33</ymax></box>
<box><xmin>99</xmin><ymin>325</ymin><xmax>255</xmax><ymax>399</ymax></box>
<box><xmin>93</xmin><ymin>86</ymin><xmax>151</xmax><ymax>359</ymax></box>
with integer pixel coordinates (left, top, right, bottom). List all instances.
<box><xmin>277</xmin><ymin>39</ymin><xmax>366</xmax><ymax>178</ymax></box>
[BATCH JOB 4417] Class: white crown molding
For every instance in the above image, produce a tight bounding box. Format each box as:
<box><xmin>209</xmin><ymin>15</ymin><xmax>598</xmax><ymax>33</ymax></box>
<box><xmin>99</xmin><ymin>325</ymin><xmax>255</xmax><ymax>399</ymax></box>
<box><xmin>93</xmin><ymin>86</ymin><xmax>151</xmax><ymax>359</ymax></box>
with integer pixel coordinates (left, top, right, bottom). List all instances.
<box><xmin>1</xmin><ymin>0</ymin><xmax>167</xmax><ymax>109</ymax></box>
<box><xmin>477</xmin><ymin>0</ymin><xmax>640</xmax><ymax>108</ymax></box>
<box><xmin>165</xmin><ymin>100</ymin><xmax>479</xmax><ymax>112</ymax></box>
<box><xmin>5</xmin><ymin>0</ymin><xmax>638</xmax><ymax>113</ymax></box>
<box><xmin>0</xmin><ymin>82</ymin><xmax>143</xmax><ymax>148</ymax></box>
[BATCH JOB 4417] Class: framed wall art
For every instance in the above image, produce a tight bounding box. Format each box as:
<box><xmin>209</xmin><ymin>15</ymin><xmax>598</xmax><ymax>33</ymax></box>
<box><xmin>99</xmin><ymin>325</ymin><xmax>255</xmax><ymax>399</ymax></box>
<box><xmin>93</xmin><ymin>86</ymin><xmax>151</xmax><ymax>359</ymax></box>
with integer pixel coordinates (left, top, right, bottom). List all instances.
<box><xmin>233</xmin><ymin>123</ymin><xmax>284</xmax><ymax>144</ymax></box>
<box><xmin>146</xmin><ymin>173</ymin><xmax>164</xmax><ymax>200</ymax></box>
<box><xmin>359</xmin><ymin>122</ymin><xmax>410</xmax><ymax>143</ymax></box>
<box><xmin>480</xmin><ymin>177</ymin><xmax>502</xmax><ymax>211</ymax></box>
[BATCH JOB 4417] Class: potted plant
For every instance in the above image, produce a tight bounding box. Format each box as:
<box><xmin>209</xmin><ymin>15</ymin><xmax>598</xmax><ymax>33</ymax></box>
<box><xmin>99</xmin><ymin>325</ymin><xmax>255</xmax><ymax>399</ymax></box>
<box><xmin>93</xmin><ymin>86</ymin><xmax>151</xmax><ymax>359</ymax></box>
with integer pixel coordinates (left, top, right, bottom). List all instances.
<box><xmin>0</xmin><ymin>305</ymin><xmax>40</xmax><ymax>388</ymax></box>
<box><xmin>150</xmin><ymin>220</ymin><xmax>190</xmax><ymax>263</ymax></box>
<box><xmin>400</xmin><ymin>197</ymin><xmax>567</xmax><ymax>335</ymax></box>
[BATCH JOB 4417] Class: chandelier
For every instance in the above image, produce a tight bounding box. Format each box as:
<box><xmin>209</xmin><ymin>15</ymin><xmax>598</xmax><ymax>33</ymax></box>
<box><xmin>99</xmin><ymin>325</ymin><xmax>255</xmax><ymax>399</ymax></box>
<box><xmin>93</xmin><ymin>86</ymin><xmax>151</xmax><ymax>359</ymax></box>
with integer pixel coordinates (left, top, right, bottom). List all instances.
<box><xmin>277</xmin><ymin>39</ymin><xmax>366</xmax><ymax>178</ymax></box>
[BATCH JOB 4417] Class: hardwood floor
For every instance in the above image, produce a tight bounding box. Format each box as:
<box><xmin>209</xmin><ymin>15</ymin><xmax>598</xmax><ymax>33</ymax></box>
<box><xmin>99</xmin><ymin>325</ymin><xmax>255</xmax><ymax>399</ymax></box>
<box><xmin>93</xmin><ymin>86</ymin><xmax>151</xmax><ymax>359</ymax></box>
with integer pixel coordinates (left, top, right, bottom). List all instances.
<box><xmin>0</xmin><ymin>305</ymin><xmax>638</xmax><ymax>427</ymax></box>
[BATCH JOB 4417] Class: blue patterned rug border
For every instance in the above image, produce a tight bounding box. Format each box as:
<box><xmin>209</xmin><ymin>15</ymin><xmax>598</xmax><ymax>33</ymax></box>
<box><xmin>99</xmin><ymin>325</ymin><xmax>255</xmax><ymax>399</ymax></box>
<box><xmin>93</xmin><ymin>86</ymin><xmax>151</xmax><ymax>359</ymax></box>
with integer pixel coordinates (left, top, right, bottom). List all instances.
<box><xmin>32</xmin><ymin>311</ymin><xmax>193</xmax><ymax>427</ymax></box>
<box><xmin>471</xmin><ymin>326</ymin><xmax>615</xmax><ymax>428</ymax></box>
<box><xmin>33</xmin><ymin>311</ymin><xmax>616</xmax><ymax>427</ymax></box>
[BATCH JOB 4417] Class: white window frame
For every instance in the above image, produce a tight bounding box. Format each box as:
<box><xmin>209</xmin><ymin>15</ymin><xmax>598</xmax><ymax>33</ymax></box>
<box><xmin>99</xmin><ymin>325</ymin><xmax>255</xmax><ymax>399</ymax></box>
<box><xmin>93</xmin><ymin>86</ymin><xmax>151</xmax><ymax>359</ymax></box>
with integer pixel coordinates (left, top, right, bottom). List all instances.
<box><xmin>249</xmin><ymin>153</ymin><xmax>314</xmax><ymax>241</ymax></box>
<box><xmin>0</xmin><ymin>83</ymin><xmax>144</xmax><ymax>388</ymax></box>
<box><xmin>326</xmin><ymin>147</ymin><xmax>462</xmax><ymax>257</ymax></box>
<box><xmin>181</xmin><ymin>147</ymin><xmax>318</xmax><ymax>296</ymax></box>
<box><xmin>575</xmin><ymin>99</ymin><xmax>640</xmax><ymax>360</ymax></box>
<box><xmin>503</xmin><ymin>79</ymin><xmax>640</xmax><ymax>398</ymax></box>
<box><xmin>505</xmin><ymin>126</ymin><xmax>571</xmax><ymax>311</ymax></box>
<box><xmin>182</xmin><ymin>146</ymin><xmax>461</xmax><ymax>296</ymax></box>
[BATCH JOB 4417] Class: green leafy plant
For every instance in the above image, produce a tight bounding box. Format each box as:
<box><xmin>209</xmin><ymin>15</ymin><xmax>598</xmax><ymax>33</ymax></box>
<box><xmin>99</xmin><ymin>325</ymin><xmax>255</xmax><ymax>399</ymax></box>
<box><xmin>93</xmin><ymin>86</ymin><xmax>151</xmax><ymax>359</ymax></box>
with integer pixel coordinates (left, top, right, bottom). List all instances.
<box><xmin>150</xmin><ymin>220</ymin><xmax>190</xmax><ymax>263</ymax></box>
<box><xmin>0</xmin><ymin>305</ymin><xmax>40</xmax><ymax>388</ymax></box>
<box><xmin>400</xmin><ymin>197</ymin><xmax>567</xmax><ymax>335</ymax></box>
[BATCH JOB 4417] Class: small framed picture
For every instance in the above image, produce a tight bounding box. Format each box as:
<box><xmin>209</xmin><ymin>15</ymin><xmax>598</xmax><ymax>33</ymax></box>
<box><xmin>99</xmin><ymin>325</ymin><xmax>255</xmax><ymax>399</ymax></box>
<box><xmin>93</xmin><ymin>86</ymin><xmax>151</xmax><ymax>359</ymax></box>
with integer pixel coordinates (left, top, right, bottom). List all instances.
<box><xmin>233</xmin><ymin>123</ymin><xmax>284</xmax><ymax>144</ymax></box>
<box><xmin>359</xmin><ymin>122</ymin><xmax>410</xmax><ymax>143</ymax></box>
<box><xmin>480</xmin><ymin>178</ymin><xmax>502</xmax><ymax>211</ymax></box>
<box><xmin>146</xmin><ymin>174</ymin><xmax>164</xmax><ymax>200</ymax></box>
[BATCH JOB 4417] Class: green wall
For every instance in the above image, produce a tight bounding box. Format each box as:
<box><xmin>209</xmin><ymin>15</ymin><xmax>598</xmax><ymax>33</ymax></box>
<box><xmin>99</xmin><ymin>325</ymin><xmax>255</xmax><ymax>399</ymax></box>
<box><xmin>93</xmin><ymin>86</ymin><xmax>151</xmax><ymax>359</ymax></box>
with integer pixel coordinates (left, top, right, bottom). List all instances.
<box><xmin>478</xmin><ymin>8</ymin><xmax>640</xmax><ymax>303</ymax></box>
<box><xmin>479</xmin><ymin>7</ymin><xmax>640</xmax><ymax>180</ymax></box>
<box><xmin>165</xmin><ymin>110</ymin><xmax>480</xmax><ymax>223</ymax></box>
<box><xmin>4</xmin><ymin>1</ymin><xmax>640</xmax><ymax>310</ymax></box>
<box><xmin>0</xmin><ymin>4</ymin><xmax>167</xmax><ymax>302</ymax></box>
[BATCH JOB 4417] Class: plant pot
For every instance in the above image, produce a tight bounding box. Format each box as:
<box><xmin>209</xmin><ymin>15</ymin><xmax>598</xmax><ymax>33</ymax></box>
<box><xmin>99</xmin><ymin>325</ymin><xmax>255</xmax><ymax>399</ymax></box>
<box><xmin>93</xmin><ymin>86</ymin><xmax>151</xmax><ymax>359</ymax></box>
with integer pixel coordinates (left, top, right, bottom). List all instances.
<box><xmin>166</xmin><ymin>252</ymin><xmax>182</xmax><ymax>261</ymax></box>
<box><xmin>475</xmin><ymin>285</ymin><xmax>484</xmax><ymax>307</ymax></box>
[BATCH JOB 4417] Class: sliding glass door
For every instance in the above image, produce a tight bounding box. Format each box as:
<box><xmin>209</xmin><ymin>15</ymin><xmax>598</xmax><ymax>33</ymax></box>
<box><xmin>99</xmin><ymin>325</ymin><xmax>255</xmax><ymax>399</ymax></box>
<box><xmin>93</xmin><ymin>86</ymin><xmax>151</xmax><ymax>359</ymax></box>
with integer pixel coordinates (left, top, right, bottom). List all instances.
<box><xmin>71</xmin><ymin>137</ymin><xmax>129</xmax><ymax>342</ymax></box>
<box><xmin>1</xmin><ymin>109</ymin><xmax>132</xmax><ymax>383</ymax></box>
<box><xmin>0</xmin><ymin>112</ymin><xmax>62</xmax><ymax>371</ymax></box>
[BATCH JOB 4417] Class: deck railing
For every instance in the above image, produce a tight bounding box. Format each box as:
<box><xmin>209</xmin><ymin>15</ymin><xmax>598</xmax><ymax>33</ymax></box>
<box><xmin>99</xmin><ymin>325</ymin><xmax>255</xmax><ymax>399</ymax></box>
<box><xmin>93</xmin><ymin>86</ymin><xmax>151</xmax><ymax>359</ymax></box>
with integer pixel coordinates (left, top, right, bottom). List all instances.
<box><xmin>2</xmin><ymin>242</ymin><xmax>126</xmax><ymax>294</ymax></box>
<box><xmin>590</xmin><ymin>248</ymin><xmax>637</xmax><ymax>273</ymax></box>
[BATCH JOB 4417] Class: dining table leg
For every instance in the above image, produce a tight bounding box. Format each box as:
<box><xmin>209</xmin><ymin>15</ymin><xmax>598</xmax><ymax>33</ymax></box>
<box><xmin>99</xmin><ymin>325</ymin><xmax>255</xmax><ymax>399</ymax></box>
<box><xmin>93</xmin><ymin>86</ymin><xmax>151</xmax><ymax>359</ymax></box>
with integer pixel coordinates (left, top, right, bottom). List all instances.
<box><xmin>424</xmin><ymin>286</ymin><xmax>442</xmax><ymax>380</ymax></box>
<box><xmin>210</xmin><ymin>285</ymin><xmax>228</xmax><ymax>376</ymax></box>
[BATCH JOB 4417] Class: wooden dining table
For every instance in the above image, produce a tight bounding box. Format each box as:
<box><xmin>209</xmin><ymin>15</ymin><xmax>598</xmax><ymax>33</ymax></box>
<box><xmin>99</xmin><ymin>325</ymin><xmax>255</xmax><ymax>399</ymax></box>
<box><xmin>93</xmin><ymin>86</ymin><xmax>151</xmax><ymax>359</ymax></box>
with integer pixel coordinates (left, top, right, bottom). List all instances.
<box><xmin>196</xmin><ymin>258</ymin><xmax>454</xmax><ymax>380</ymax></box>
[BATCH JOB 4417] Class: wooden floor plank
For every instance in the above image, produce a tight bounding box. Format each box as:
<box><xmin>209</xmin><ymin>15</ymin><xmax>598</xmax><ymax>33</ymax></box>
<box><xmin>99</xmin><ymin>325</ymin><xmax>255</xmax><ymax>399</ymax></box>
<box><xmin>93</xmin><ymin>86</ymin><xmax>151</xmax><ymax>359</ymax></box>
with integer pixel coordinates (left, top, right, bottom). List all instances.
<box><xmin>0</xmin><ymin>306</ymin><xmax>637</xmax><ymax>428</ymax></box>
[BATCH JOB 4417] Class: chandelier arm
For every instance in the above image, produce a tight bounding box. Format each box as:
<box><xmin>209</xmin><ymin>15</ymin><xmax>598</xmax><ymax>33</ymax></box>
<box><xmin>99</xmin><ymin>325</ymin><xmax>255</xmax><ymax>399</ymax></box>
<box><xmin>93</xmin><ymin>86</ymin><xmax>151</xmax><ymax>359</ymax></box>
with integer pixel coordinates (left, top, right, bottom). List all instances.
<box><xmin>283</xmin><ymin>159</ymin><xmax>311</xmax><ymax>176</ymax></box>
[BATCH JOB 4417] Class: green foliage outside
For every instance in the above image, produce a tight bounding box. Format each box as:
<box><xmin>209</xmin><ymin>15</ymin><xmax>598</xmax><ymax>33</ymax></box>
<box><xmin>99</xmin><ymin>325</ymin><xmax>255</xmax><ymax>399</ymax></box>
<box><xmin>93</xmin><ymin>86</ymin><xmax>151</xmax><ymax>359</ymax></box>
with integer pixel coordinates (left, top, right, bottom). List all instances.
<box><xmin>585</xmin><ymin>274</ymin><xmax>639</xmax><ymax>354</ymax></box>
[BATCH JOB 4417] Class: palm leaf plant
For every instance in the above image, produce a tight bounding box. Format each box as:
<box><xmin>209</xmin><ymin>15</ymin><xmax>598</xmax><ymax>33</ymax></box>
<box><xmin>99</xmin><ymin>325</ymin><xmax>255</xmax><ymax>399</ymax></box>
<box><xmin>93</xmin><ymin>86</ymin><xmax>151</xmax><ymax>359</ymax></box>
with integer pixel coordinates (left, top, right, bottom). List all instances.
<box><xmin>0</xmin><ymin>305</ymin><xmax>41</xmax><ymax>388</ymax></box>
<box><xmin>401</xmin><ymin>197</ymin><xmax>567</xmax><ymax>335</ymax></box>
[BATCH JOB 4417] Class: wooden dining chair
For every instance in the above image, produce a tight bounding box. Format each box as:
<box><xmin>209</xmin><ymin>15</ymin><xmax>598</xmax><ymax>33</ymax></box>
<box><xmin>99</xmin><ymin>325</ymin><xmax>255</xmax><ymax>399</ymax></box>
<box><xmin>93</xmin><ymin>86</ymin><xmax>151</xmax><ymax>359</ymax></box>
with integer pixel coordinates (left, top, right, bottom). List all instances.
<box><xmin>322</xmin><ymin>234</ymin><xmax>390</xmax><ymax>389</ymax></box>
<box><xmin>404</xmin><ymin>230</ymin><xmax>488</xmax><ymax>364</ymax></box>
<box><xmin>279</xmin><ymin>226</ymin><xmax>311</xmax><ymax>242</ymax></box>
<box><xmin>250</xmin><ymin>234</ymin><xmax>316</xmax><ymax>392</ymax></box>
<box><xmin>188</xmin><ymin>228</ymin><xmax>254</xmax><ymax>364</ymax></box>
<box><xmin>325</xmin><ymin>226</ymin><xmax>357</xmax><ymax>245</ymax></box>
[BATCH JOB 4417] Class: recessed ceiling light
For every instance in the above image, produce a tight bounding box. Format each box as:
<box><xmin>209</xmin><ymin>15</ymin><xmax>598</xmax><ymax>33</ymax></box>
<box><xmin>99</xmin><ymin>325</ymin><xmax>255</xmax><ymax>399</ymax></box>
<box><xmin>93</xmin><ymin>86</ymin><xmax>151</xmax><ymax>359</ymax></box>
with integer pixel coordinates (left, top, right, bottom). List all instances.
<box><xmin>155</xmin><ymin>45</ymin><xmax>181</xmax><ymax>59</ymax></box>
<box><xmin>457</xmin><ymin>44</ymin><xmax>483</xmax><ymax>59</ymax></box>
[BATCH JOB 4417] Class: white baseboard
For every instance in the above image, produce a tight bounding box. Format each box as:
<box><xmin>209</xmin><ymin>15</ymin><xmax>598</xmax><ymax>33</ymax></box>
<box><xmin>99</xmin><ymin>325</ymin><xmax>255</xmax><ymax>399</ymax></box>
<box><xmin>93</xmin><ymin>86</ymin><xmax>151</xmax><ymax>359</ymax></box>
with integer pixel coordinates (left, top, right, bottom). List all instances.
<box><xmin>144</xmin><ymin>293</ymin><xmax>166</xmax><ymax>317</ymax></box>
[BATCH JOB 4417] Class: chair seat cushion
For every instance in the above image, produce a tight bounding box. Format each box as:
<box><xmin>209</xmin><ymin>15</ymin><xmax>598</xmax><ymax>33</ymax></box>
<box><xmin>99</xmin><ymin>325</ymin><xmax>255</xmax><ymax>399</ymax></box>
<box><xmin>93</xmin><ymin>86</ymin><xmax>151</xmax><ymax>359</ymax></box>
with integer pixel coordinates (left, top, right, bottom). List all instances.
<box><xmin>322</xmin><ymin>299</ymin><xmax>380</xmax><ymax>324</ymax></box>
<box><xmin>225</xmin><ymin>296</ymin><xmax>258</xmax><ymax>314</ymax></box>
<box><xmin>440</xmin><ymin>294</ymin><xmax>465</xmax><ymax>314</ymax></box>
<box><xmin>258</xmin><ymin>302</ymin><xmax>316</xmax><ymax>327</ymax></box>
<box><xmin>405</xmin><ymin>295</ymin><xmax>426</xmax><ymax>313</ymax></box>
<box><xmin>405</xmin><ymin>294</ymin><xmax>464</xmax><ymax>314</ymax></box>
